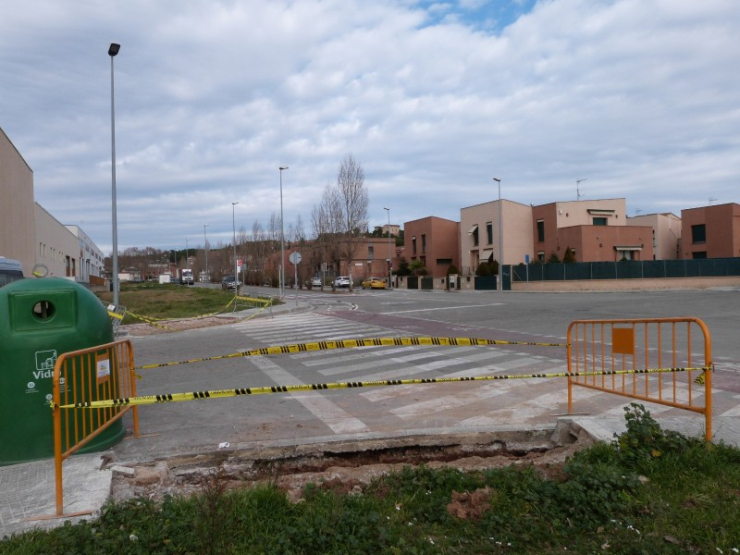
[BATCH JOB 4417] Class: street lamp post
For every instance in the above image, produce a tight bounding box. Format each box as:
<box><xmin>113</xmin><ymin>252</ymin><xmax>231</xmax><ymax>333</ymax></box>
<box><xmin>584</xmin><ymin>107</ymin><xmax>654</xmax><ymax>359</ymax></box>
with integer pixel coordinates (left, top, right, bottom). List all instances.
<box><xmin>232</xmin><ymin>202</ymin><xmax>239</xmax><ymax>304</ymax></box>
<box><xmin>383</xmin><ymin>207</ymin><xmax>392</xmax><ymax>289</ymax></box>
<box><xmin>493</xmin><ymin>178</ymin><xmax>503</xmax><ymax>292</ymax></box>
<box><xmin>203</xmin><ymin>224</ymin><xmax>209</xmax><ymax>282</ymax></box>
<box><xmin>108</xmin><ymin>42</ymin><xmax>120</xmax><ymax>306</ymax></box>
<box><xmin>279</xmin><ymin>166</ymin><xmax>289</xmax><ymax>298</ymax></box>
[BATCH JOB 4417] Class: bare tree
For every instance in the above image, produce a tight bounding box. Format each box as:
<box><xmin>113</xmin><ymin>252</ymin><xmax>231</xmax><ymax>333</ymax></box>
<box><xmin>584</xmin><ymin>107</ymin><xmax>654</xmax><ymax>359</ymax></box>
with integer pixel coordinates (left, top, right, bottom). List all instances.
<box><xmin>336</xmin><ymin>154</ymin><xmax>369</xmax><ymax>235</ymax></box>
<box><xmin>308</xmin><ymin>155</ymin><xmax>369</xmax><ymax>287</ymax></box>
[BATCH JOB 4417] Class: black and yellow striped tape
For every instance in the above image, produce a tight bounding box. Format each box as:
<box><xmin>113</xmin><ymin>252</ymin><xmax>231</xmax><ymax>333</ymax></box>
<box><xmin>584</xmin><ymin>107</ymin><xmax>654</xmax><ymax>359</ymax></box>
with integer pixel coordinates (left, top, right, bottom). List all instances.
<box><xmin>135</xmin><ymin>336</ymin><xmax>567</xmax><ymax>370</ymax></box>
<box><xmin>235</xmin><ymin>295</ymin><xmax>272</xmax><ymax>306</ymax></box>
<box><xmin>107</xmin><ymin>310</ymin><xmax>124</xmax><ymax>321</ymax></box>
<box><xmin>126</xmin><ymin>295</ymin><xmax>273</xmax><ymax>331</ymax></box>
<box><xmin>56</xmin><ymin>366</ymin><xmax>710</xmax><ymax>410</ymax></box>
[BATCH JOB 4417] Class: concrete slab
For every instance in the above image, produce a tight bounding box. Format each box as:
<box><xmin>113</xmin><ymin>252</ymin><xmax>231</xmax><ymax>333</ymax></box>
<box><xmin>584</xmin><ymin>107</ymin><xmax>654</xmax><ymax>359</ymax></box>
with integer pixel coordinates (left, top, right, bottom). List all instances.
<box><xmin>0</xmin><ymin>454</ymin><xmax>110</xmax><ymax>539</ymax></box>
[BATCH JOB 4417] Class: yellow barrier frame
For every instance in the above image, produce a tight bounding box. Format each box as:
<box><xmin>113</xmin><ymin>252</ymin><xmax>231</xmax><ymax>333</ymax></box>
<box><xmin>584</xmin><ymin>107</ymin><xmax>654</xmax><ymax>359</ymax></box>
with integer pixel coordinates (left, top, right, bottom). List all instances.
<box><xmin>52</xmin><ymin>339</ymin><xmax>139</xmax><ymax>517</ymax></box>
<box><xmin>567</xmin><ymin>317</ymin><xmax>712</xmax><ymax>440</ymax></box>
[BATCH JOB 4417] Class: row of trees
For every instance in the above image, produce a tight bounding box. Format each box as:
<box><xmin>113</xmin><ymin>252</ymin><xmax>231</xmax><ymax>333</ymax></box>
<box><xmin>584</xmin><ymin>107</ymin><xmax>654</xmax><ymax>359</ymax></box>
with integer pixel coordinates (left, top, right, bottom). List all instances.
<box><xmin>111</xmin><ymin>155</ymin><xmax>375</xmax><ymax>287</ymax></box>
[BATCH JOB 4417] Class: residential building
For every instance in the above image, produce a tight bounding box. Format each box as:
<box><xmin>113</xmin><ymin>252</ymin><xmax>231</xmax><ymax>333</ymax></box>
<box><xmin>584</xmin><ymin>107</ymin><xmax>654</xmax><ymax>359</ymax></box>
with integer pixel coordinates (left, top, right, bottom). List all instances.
<box><xmin>338</xmin><ymin>237</ymin><xmax>397</xmax><ymax>283</ymax></box>
<box><xmin>460</xmin><ymin>200</ymin><xmax>533</xmax><ymax>275</ymax></box>
<box><xmin>627</xmin><ymin>213</ymin><xmax>681</xmax><ymax>260</ymax></box>
<box><xmin>532</xmin><ymin>199</ymin><xmax>653</xmax><ymax>262</ymax></box>
<box><xmin>404</xmin><ymin>216</ymin><xmax>460</xmax><ymax>278</ymax></box>
<box><xmin>680</xmin><ymin>203</ymin><xmax>740</xmax><ymax>259</ymax></box>
<box><xmin>382</xmin><ymin>223</ymin><xmax>400</xmax><ymax>236</ymax></box>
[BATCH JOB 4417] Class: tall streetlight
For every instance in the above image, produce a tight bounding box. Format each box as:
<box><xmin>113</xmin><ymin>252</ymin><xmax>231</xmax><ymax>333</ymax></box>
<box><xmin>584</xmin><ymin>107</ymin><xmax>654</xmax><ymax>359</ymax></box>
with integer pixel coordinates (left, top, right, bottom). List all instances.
<box><xmin>232</xmin><ymin>202</ymin><xmax>239</xmax><ymax>299</ymax></box>
<box><xmin>203</xmin><ymin>224</ymin><xmax>209</xmax><ymax>282</ymax></box>
<box><xmin>279</xmin><ymin>166</ymin><xmax>289</xmax><ymax>298</ymax></box>
<box><xmin>108</xmin><ymin>42</ymin><xmax>120</xmax><ymax>306</ymax></box>
<box><xmin>493</xmin><ymin>178</ymin><xmax>503</xmax><ymax>292</ymax></box>
<box><xmin>383</xmin><ymin>207</ymin><xmax>392</xmax><ymax>289</ymax></box>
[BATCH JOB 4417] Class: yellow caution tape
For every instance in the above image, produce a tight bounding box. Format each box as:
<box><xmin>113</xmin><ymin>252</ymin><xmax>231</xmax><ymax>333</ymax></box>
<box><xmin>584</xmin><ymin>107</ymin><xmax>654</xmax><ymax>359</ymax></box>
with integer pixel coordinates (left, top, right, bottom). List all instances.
<box><xmin>107</xmin><ymin>310</ymin><xmax>124</xmax><ymax>321</ymax></box>
<box><xmin>135</xmin><ymin>336</ymin><xmax>567</xmax><ymax>370</ymax></box>
<box><xmin>57</xmin><ymin>366</ymin><xmax>710</xmax><ymax>410</ymax></box>
<box><xmin>126</xmin><ymin>295</ymin><xmax>272</xmax><ymax>331</ymax></box>
<box><xmin>235</xmin><ymin>295</ymin><xmax>272</xmax><ymax>306</ymax></box>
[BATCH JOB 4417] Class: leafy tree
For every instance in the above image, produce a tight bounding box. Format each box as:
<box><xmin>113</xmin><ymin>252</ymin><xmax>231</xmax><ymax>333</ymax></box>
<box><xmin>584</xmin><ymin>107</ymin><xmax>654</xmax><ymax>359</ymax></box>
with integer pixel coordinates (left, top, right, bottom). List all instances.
<box><xmin>563</xmin><ymin>247</ymin><xmax>576</xmax><ymax>263</ymax></box>
<box><xmin>547</xmin><ymin>252</ymin><xmax>561</xmax><ymax>264</ymax></box>
<box><xmin>396</xmin><ymin>257</ymin><xmax>411</xmax><ymax>276</ymax></box>
<box><xmin>410</xmin><ymin>260</ymin><xmax>428</xmax><ymax>276</ymax></box>
<box><xmin>476</xmin><ymin>262</ymin><xmax>493</xmax><ymax>276</ymax></box>
<box><xmin>446</xmin><ymin>263</ymin><xmax>459</xmax><ymax>275</ymax></box>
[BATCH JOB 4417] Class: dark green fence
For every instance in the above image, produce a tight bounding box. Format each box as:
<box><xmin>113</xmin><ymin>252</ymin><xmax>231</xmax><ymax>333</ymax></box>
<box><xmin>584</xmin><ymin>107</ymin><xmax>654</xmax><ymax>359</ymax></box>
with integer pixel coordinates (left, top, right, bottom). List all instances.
<box><xmin>511</xmin><ymin>258</ymin><xmax>740</xmax><ymax>282</ymax></box>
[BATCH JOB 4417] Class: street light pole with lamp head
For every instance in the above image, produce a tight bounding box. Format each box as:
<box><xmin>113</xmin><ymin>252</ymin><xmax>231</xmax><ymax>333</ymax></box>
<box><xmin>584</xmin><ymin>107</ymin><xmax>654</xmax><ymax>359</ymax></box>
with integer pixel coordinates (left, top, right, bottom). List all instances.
<box><xmin>232</xmin><ymin>202</ymin><xmax>239</xmax><ymax>302</ymax></box>
<box><xmin>203</xmin><ymin>224</ymin><xmax>209</xmax><ymax>282</ymax></box>
<box><xmin>383</xmin><ymin>207</ymin><xmax>392</xmax><ymax>289</ymax></box>
<box><xmin>493</xmin><ymin>178</ymin><xmax>503</xmax><ymax>292</ymax></box>
<box><xmin>279</xmin><ymin>166</ymin><xmax>289</xmax><ymax>298</ymax></box>
<box><xmin>108</xmin><ymin>42</ymin><xmax>120</xmax><ymax>306</ymax></box>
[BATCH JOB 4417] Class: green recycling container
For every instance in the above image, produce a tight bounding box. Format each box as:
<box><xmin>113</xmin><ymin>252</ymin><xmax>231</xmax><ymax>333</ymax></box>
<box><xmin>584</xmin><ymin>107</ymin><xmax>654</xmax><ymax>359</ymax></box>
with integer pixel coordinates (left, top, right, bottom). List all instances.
<box><xmin>0</xmin><ymin>278</ymin><xmax>126</xmax><ymax>466</ymax></box>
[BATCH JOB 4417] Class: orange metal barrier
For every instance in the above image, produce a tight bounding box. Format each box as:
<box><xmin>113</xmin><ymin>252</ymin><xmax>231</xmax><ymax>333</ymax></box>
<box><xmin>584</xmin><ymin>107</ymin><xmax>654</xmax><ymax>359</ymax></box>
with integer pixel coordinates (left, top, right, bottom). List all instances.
<box><xmin>567</xmin><ymin>318</ymin><xmax>712</xmax><ymax>441</ymax></box>
<box><xmin>52</xmin><ymin>339</ymin><xmax>139</xmax><ymax>516</ymax></box>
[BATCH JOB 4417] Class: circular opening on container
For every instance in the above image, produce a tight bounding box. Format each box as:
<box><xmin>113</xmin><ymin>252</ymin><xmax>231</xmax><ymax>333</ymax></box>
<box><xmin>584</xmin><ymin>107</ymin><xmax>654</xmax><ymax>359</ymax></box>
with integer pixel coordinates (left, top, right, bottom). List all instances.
<box><xmin>33</xmin><ymin>300</ymin><xmax>56</xmax><ymax>320</ymax></box>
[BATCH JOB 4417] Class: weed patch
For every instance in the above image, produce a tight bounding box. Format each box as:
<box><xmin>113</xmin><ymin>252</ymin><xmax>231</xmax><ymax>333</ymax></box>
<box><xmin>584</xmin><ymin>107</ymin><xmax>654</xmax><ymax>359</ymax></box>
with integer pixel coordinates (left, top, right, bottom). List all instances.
<box><xmin>2</xmin><ymin>405</ymin><xmax>739</xmax><ymax>554</ymax></box>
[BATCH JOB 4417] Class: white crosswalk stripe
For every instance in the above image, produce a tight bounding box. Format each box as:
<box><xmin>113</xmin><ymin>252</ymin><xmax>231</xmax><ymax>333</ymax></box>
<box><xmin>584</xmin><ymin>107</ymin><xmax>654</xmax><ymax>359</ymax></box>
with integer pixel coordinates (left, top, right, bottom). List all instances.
<box><xmin>232</xmin><ymin>312</ymin><xmax>732</xmax><ymax>436</ymax></box>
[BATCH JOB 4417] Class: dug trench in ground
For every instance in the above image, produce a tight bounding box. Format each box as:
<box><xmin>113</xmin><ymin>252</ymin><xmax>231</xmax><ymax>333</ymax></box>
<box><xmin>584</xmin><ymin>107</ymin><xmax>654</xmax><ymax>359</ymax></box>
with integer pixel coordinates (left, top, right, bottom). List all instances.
<box><xmin>108</xmin><ymin>423</ymin><xmax>595</xmax><ymax>504</ymax></box>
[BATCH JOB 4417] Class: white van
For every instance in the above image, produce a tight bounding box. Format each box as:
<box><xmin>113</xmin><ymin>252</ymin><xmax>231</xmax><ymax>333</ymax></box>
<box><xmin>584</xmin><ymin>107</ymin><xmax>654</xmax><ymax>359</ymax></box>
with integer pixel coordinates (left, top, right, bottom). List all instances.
<box><xmin>0</xmin><ymin>257</ymin><xmax>24</xmax><ymax>288</ymax></box>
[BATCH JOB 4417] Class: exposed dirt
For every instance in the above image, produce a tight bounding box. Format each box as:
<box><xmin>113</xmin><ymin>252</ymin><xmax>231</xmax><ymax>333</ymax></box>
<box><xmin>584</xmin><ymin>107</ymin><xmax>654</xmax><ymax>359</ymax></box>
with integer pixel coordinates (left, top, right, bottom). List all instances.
<box><xmin>108</xmin><ymin>427</ymin><xmax>594</xmax><ymax>509</ymax></box>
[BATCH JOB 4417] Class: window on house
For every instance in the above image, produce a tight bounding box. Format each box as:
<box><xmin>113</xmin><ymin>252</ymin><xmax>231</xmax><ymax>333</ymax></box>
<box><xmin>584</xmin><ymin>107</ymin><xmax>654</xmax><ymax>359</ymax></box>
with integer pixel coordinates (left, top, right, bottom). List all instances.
<box><xmin>368</xmin><ymin>245</ymin><xmax>374</xmax><ymax>260</ymax></box>
<box><xmin>692</xmin><ymin>251</ymin><xmax>707</xmax><ymax>259</ymax></box>
<box><xmin>691</xmin><ymin>224</ymin><xmax>706</xmax><ymax>244</ymax></box>
<box><xmin>472</xmin><ymin>227</ymin><xmax>479</xmax><ymax>247</ymax></box>
<box><xmin>421</xmin><ymin>234</ymin><xmax>426</xmax><ymax>253</ymax></box>
<box><xmin>536</xmin><ymin>220</ymin><xmax>545</xmax><ymax>242</ymax></box>
<box><xmin>486</xmin><ymin>222</ymin><xmax>493</xmax><ymax>245</ymax></box>
<box><xmin>593</xmin><ymin>217</ymin><xmax>607</xmax><ymax>226</ymax></box>
<box><xmin>537</xmin><ymin>251</ymin><xmax>545</xmax><ymax>262</ymax></box>
<box><xmin>412</xmin><ymin>237</ymin><xmax>417</xmax><ymax>255</ymax></box>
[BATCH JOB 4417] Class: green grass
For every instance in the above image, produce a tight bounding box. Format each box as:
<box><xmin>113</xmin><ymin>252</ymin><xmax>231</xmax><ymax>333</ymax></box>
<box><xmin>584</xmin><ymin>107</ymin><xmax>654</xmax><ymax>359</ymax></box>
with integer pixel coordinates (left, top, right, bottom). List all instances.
<box><xmin>2</xmin><ymin>405</ymin><xmax>739</xmax><ymax>554</ymax></box>
<box><xmin>97</xmin><ymin>282</ymin><xmax>275</xmax><ymax>324</ymax></box>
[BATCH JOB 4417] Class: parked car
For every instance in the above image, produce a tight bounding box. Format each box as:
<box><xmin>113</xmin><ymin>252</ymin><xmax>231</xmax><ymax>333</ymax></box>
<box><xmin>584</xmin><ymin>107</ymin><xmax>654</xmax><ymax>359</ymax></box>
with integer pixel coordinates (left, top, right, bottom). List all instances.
<box><xmin>221</xmin><ymin>275</ymin><xmax>242</xmax><ymax>290</ymax></box>
<box><xmin>333</xmin><ymin>276</ymin><xmax>350</xmax><ymax>288</ymax></box>
<box><xmin>0</xmin><ymin>257</ymin><xmax>24</xmax><ymax>289</ymax></box>
<box><xmin>311</xmin><ymin>276</ymin><xmax>323</xmax><ymax>287</ymax></box>
<box><xmin>361</xmin><ymin>277</ymin><xmax>386</xmax><ymax>289</ymax></box>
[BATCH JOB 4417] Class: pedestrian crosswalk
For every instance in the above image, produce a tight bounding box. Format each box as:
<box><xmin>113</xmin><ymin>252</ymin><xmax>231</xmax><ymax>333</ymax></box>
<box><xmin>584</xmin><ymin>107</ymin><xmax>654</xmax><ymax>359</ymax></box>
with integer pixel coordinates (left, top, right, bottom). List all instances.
<box><xmin>232</xmin><ymin>312</ymin><xmax>726</xmax><ymax>439</ymax></box>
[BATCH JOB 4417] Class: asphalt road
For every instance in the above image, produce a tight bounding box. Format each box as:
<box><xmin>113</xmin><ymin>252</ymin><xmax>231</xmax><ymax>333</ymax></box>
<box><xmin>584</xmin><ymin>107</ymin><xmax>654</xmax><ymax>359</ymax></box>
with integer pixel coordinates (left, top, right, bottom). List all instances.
<box><xmin>110</xmin><ymin>287</ymin><xmax>739</xmax><ymax>464</ymax></box>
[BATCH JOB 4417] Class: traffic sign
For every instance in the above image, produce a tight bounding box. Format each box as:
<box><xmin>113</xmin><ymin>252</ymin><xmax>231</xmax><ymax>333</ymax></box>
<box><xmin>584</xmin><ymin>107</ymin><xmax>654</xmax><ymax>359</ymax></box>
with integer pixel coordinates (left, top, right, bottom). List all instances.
<box><xmin>289</xmin><ymin>252</ymin><xmax>302</xmax><ymax>265</ymax></box>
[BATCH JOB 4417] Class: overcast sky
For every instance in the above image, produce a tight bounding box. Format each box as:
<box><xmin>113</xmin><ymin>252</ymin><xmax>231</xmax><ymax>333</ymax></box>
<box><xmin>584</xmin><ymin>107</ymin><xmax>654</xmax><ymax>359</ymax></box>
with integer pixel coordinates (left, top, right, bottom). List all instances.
<box><xmin>1</xmin><ymin>0</ymin><xmax>738</xmax><ymax>254</ymax></box>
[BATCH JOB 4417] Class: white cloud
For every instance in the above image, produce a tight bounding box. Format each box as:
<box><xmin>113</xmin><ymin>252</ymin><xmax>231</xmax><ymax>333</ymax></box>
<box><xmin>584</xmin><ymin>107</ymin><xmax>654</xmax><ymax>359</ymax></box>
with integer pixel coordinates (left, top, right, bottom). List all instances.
<box><xmin>1</xmin><ymin>0</ymin><xmax>738</xmax><ymax>254</ymax></box>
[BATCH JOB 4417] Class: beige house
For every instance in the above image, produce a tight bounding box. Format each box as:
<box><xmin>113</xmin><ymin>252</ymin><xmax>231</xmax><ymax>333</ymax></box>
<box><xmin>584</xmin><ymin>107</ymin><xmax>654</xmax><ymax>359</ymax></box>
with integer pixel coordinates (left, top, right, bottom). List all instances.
<box><xmin>460</xmin><ymin>199</ymin><xmax>534</xmax><ymax>275</ymax></box>
<box><xmin>0</xmin><ymin>128</ymin><xmax>35</xmax><ymax>274</ymax></box>
<box><xmin>627</xmin><ymin>212</ymin><xmax>681</xmax><ymax>260</ymax></box>
<box><xmin>532</xmin><ymin>198</ymin><xmax>653</xmax><ymax>262</ymax></box>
